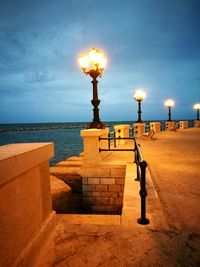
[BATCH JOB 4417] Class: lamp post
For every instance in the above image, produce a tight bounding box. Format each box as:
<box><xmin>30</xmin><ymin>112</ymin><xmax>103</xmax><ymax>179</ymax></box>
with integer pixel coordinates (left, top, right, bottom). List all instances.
<box><xmin>134</xmin><ymin>89</ymin><xmax>146</xmax><ymax>123</ymax></box>
<box><xmin>164</xmin><ymin>99</ymin><xmax>175</xmax><ymax>121</ymax></box>
<box><xmin>194</xmin><ymin>103</ymin><xmax>200</xmax><ymax>120</ymax></box>
<box><xmin>79</xmin><ymin>48</ymin><xmax>106</xmax><ymax>129</ymax></box>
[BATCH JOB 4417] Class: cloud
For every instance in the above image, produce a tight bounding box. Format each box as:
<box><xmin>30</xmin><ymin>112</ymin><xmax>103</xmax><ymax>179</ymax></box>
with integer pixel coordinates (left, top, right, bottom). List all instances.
<box><xmin>24</xmin><ymin>70</ymin><xmax>55</xmax><ymax>84</ymax></box>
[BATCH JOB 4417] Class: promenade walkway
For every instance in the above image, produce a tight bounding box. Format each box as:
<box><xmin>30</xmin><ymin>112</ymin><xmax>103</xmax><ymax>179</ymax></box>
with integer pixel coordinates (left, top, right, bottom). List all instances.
<box><xmin>35</xmin><ymin>128</ymin><xmax>200</xmax><ymax>267</ymax></box>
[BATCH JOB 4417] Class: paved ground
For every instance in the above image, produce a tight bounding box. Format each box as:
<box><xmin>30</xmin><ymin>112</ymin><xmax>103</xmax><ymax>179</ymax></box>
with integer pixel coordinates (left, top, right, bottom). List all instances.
<box><xmin>35</xmin><ymin>128</ymin><xmax>200</xmax><ymax>267</ymax></box>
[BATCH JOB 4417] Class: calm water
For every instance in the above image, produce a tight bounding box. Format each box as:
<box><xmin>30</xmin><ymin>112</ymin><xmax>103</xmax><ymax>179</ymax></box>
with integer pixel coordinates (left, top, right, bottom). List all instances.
<box><xmin>0</xmin><ymin>120</ymin><xmax>194</xmax><ymax>166</ymax></box>
<box><xmin>0</xmin><ymin>127</ymin><xmax>83</xmax><ymax>166</ymax></box>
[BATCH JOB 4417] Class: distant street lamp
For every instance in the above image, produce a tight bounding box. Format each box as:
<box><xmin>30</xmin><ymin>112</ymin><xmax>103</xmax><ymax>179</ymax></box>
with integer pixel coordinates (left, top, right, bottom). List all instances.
<box><xmin>134</xmin><ymin>89</ymin><xmax>146</xmax><ymax>123</ymax></box>
<box><xmin>79</xmin><ymin>48</ymin><xmax>107</xmax><ymax>129</ymax></box>
<box><xmin>164</xmin><ymin>99</ymin><xmax>175</xmax><ymax>121</ymax></box>
<box><xmin>194</xmin><ymin>103</ymin><xmax>200</xmax><ymax>120</ymax></box>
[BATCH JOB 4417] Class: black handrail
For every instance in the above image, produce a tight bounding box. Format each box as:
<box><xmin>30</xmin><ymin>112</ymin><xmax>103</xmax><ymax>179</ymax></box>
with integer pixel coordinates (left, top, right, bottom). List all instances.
<box><xmin>134</xmin><ymin>138</ymin><xmax>150</xmax><ymax>225</ymax></box>
<box><xmin>99</xmin><ymin>135</ymin><xmax>150</xmax><ymax>225</ymax></box>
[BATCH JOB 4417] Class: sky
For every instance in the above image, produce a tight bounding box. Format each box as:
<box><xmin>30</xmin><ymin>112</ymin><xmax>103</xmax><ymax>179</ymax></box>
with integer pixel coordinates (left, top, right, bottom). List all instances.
<box><xmin>0</xmin><ymin>0</ymin><xmax>200</xmax><ymax>123</ymax></box>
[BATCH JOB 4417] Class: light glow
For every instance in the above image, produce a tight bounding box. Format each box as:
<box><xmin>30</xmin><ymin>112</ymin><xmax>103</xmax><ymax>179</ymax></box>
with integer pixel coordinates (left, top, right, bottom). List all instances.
<box><xmin>194</xmin><ymin>103</ymin><xmax>200</xmax><ymax>110</ymax></box>
<box><xmin>79</xmin><ymin>55</ymin><xmax>89</xmax><ymax>70</ymax></box>
<box><xmin>164</xmin><ymin>99</ymin><xmax>175</xmax><ymax>107</ymax></box>
<box><xmin>134</xmin><ymin>89</ymin><xmax>146</xmax><ymax>101</ymax></box>
<box><xmin>79</xmin><ymin>48</ymin><xmax>107</xmax><ymax>73</ymax></box>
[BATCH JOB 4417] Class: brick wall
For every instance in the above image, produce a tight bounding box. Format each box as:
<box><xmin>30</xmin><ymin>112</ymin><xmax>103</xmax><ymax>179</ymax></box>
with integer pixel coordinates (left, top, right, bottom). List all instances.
<box><xmin>80</xmin><ymin>166</ymin><xmax>126</xmax><ymax>214</ymax></box>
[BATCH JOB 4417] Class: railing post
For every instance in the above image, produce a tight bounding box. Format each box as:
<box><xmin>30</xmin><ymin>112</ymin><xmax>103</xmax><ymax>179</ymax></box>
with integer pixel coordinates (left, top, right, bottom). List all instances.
<box><xmin>114</xmin><ymin>132</ymin><xmax>116</xmax><ymax>147</ymax></box>
<box><xmin>134</xmin><ymin>139</ymin><xmax>139</xmax><ymax>181</ymax></box>
<box><xmin>137</xmin><ymin>160</ymin><xmax>150</xmax><ymax>225</ymax></box>
<box><xmin>108</xmin><ymin>133</ymin><xmax>110</xmax><ymax>150</ymax></box>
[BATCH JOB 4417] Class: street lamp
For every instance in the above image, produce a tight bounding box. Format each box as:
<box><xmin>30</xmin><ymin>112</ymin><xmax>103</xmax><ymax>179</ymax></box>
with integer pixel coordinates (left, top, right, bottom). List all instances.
<box><xmin>194</xmin><ymin>103</ymin><xmax>200</xmax><ymax>120</ymax></box>
<box><xmin>78</xmin><ymin>48</ymin><xmax>107</xmax><ymax>129</ymax></box>
<box><xmin>133</xmin><ymin>89</ymin><xmax>146</xmax><ymax>123</ymax></box>
<box><xmin>164</xmin><ymin>99</ymin><xmax>175</xmax><ymax>121</ymax></box>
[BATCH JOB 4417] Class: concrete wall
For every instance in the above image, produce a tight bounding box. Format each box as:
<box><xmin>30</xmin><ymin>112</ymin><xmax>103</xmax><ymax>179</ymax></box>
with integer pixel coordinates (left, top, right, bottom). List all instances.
<box><xmin>0</xmin><ymin>143</ymin><xmax>55</xmax><ymax>267</ymax></box>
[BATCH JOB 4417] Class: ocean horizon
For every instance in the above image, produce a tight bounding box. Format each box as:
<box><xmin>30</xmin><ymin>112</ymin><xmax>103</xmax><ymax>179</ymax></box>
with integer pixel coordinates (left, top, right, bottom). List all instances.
<box><xmin>0</xmin><ymin>120</ymin><xmax>194</xmax><ymax>166</ymax></box>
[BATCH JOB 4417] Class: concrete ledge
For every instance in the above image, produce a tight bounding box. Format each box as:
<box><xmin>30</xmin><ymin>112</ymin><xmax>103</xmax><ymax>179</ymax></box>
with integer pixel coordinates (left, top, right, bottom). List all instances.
<box><xmin>56</xmin><ymin>160</ymin><xmax>82</xmax><ymax>167</ymax></box>
<box><xmin>0</xmin><ymin>143</ymin><xmax>54</xmax><ymax>186</ymax></box>
<box><xmin>80</xmin><ymin>128</ymin><xmax>109</xmax><ymax>137</ymax></box>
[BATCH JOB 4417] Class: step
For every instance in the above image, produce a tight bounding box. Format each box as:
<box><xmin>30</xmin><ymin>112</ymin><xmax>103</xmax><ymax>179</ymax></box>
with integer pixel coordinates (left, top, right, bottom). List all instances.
<box><xmin>56</xmin><ymin>213</ymin><xmax>120</xmax><ymax>225</ymax></box>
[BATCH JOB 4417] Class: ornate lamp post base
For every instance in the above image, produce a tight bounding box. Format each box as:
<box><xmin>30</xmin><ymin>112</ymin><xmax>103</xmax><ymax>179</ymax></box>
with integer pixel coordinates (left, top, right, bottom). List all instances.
<box><xmin>87</xmin><ymin>121</ymin><xmax>105</xmax><ymax>129</ymax></box>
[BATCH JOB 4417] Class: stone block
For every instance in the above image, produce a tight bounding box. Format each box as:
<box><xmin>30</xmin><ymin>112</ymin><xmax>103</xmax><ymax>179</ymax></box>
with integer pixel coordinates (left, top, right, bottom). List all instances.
<box><xmin>115</xmin><ymin>197</ymin><xmax>123</xmax><ymax>205</ymax></box>
<box><xmin>111</xmin><ymin>168</ymin><xmax>125</xmax><ymax>177</ymax></box>
<box><xmin>82</xmin><ymin>184</ymin><xmax>96</xmax><ymax>192</ymax></box>
<box><xmin>79</xmin><ymin>167</ymin><xmax>111</xmax><ymax>178</ymax></box>
<box><xmin>87</xmin><ymin>178</ymin><xmax>100</xmax><ymax>184</ymax></box>
<box><xmin>110</xmin><ymin>198</ymin><xmax>115</xmax><ymax>205</ymax></box>
<box><xmin>92</xmin><ymin>191</ymin><xmax>101</xmax><ymax>197</ymax></box>
<box><xmin>101</xmin><ymin>192</ymin><xmax>118</xmax><ymax>197</ymax></box>
<box><xmin>115</xmin><ymin>178</ymin><xmax>125</xmax><ymax>185</ymax></box>
<box><xmin>95</xmin><ymin>184</ymin><xmax>108</xmax><ymax>192</ymax></box>
<box><xmin>109</xmin><ymin>184</ymin><xmax>121</xmax><ymax>192</ymax></box>
<box><xmin>95</xmin><ymin>197</ymin><xmax>110</xmax><ymax>205</ymax></box>
<box><xmin>100</xmin><ymin>178</ymin><xmax>115</xmax><ymax>184</ymax></box>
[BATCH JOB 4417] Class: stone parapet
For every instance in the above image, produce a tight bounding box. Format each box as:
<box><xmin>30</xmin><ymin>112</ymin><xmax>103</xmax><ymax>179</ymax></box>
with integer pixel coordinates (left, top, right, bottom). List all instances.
<box><xmin>150</xmin><ymin>122</ymin><xmax>161</xmax><ymax>133</ymax></box>
<box><xmin>133</xmin><ymin>123</ymin><xmax>146</xmax><ymax>137</ymax></box>
<box><xmin>114</xmin><ymin>124</ymin><xmax>130</xmax><ymax>145</ymax></box>
<box><xmin>81</xmin><ymin>128</ymin><xmax>109</xmax><ymax>166</ymax></box>
<box><xmin>194</xmin><ymin>120</ymin><xmax>200</xmax><ymax>128</ymax></box>
<box><xmin>0</xmin><ymin>143</ymin><xmax>55</xmax><ymax>267</ymax></box>
<box><xmin>165</xmin><ymin>121</ymin><xmax>175</xmax><ymax>131</ymax></box>
<box><xmin>179</xmin><ymin>121</ymin><xmax>188</xmax><ymax>129</ymax></box>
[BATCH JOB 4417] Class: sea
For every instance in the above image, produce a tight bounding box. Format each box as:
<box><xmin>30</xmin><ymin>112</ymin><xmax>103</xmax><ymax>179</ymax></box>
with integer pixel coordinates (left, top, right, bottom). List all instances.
<box><xmin>0</xmin><ymin>120</ymin><xmax>194</xmax><ymax>166</ymax></box>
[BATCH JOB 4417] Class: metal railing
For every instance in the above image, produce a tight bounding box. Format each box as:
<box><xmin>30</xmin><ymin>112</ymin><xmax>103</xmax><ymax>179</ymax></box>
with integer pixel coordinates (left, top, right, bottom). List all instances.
<box><xmin>134</xmin><ymin>138</ymin><xmax>150</xmax><ymax>225</ymax></box>
<box><xmin>99</xmin><ymin>135</ymin><xmax>150</xmax><ymax>225</ymax></box>
<box><xmin>107</xmin><ymin>130</ymin><xmax>117</xmax><ymax>149</ymax></box>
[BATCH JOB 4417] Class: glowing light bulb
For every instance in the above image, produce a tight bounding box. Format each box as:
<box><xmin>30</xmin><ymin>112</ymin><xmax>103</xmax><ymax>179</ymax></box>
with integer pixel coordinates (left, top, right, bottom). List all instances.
<box><xmin>164</xmin><ymin>99</ymin><xmax>175</xmax><ymax>107</ymax></box>
<box><xmin>194</xmin><ymin>103</ymin><xmax>200</xmax><ymax>110</ymax></box>
<box><xmin>134</xmin><ymin>89</ymin><xmax>146</xmax><ymax>101</ymax></box>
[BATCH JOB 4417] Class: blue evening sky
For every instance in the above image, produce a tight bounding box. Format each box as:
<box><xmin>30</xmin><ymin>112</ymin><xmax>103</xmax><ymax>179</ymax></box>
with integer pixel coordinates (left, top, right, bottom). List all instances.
<box><xmin>0</xmin><ymin>0</ymin><xmax>200</xmax><ymax>123</ymax></box>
